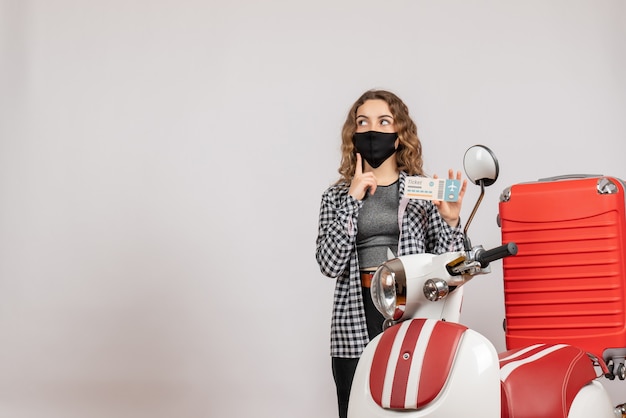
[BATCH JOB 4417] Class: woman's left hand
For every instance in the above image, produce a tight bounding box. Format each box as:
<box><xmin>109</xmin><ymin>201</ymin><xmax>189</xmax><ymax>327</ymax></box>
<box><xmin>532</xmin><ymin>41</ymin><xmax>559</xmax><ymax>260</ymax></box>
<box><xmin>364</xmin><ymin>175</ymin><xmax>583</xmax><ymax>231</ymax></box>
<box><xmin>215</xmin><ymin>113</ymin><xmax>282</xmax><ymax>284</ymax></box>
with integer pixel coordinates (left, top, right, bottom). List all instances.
<box><xmin>433</xmin><ymin>169</ymin><xmax>467</xmax><ymax>227</ymax></box>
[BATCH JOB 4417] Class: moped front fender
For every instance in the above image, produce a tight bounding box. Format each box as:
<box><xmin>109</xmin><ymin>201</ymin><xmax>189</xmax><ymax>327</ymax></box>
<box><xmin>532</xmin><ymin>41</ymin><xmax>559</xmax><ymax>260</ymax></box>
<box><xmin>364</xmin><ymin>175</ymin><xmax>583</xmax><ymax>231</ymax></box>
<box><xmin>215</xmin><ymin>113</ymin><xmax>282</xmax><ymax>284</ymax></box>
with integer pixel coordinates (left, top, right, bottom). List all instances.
<box><xmin>348</xmin><ymin>318</ymin><xmax>500</xmax><ymax>418</ymax></box>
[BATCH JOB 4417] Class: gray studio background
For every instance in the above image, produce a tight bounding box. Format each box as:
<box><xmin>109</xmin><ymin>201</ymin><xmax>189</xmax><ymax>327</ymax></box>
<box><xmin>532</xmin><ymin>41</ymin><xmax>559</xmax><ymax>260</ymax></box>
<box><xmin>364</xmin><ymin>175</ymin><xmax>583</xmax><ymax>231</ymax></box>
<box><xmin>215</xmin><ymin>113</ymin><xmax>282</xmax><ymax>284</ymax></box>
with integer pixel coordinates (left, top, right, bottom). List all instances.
<box><xmin>1</xmin><ymin>1</ymin><xmax>625</xmax><ymax>417</ymax></box>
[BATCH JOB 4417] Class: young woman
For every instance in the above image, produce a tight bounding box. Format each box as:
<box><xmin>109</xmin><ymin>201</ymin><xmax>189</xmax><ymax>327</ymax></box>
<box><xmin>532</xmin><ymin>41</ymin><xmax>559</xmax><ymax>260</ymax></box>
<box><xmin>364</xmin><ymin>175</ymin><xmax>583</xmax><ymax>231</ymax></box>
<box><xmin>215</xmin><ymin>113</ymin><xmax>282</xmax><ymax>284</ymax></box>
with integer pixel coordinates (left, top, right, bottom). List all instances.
<box><xmin>315</xmin><ymin>89</ymin><xmax>467</xmax><ymax>418</ymax></box>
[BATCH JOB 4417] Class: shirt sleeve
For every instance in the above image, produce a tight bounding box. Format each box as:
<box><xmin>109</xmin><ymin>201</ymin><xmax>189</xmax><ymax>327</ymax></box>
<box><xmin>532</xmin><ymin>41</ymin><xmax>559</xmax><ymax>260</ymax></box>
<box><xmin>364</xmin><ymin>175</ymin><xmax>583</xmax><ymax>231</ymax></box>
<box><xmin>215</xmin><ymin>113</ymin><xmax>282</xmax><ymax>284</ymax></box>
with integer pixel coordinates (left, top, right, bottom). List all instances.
<box><xmin>400</xmin><ymin>199</ymin><xmax>465</xmax><ymax>256</ymax></box>
<box><xmin>425</xmin><ymin>202</ymin><xmax>465</xmax><ymax>253</ymax></box>
<box><xmin>315</xmin><ymin>185</ymin><xmax>362</xmax><ymax>278</ymax></box>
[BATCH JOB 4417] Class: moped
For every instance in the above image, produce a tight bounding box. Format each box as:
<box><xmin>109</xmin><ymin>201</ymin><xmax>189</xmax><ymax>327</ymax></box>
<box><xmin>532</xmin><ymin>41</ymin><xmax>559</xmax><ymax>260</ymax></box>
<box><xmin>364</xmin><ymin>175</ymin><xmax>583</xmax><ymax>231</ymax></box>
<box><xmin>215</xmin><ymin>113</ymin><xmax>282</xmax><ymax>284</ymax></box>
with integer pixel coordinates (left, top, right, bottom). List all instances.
<box><xmin>348</xmin><ymin>145</ymin><xmax>625</xmax><ymax>418</ymax></box>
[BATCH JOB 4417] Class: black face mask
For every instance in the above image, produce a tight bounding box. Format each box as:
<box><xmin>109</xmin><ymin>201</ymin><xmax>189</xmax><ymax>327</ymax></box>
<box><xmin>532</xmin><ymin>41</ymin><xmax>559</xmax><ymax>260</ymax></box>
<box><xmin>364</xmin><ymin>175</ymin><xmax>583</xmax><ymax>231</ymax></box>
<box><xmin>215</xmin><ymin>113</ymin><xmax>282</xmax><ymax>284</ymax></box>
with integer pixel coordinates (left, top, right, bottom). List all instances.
<box><xmin>353</xmin><ymin>131</ymin><xmax>399</xmax><ymax>168</ymax></box>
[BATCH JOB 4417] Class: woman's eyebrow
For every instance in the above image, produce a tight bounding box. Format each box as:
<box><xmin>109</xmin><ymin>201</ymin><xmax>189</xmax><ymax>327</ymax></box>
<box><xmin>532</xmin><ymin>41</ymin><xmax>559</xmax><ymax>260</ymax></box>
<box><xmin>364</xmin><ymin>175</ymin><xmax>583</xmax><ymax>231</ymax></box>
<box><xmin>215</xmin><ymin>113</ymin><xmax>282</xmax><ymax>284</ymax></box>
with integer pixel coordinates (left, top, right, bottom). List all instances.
<box><xmin>356</xmin><ymin>114</ymin><xmax>394</xmax><ymax>119</ymax></box>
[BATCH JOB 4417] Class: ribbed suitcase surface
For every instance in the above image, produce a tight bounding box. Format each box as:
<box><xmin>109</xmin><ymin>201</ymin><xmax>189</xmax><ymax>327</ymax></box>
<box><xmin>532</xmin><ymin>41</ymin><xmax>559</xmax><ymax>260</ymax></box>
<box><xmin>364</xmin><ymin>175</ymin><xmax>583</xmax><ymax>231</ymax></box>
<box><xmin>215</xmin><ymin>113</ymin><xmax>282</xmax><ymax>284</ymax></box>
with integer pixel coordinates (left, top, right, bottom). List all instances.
<box><xmin>499</xmin><ymin>176</ymin><xmax>626</xmax><ymax>362</ymax></box>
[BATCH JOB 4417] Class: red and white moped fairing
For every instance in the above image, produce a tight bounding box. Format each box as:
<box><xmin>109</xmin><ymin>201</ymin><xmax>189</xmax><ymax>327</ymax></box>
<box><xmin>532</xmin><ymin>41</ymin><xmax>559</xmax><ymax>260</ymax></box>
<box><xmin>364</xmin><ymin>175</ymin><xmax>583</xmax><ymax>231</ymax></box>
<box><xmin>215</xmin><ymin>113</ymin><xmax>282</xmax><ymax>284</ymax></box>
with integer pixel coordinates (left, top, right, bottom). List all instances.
<box><xmin>348</xmin><ymin>145</ymin><xmax>625</xmax><ymax>418</ymax></box>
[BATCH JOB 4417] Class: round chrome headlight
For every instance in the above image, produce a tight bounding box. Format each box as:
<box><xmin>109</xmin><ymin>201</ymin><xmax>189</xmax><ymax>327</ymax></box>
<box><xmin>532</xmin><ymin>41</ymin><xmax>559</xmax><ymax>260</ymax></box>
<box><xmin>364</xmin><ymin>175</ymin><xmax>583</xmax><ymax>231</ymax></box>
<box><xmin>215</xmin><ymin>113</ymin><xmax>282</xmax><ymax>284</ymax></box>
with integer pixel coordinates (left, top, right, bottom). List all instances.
<box><xmin>371</xmin><ymin>258</ymin><xmax>407</xmax><ymax>321</ymax></box>
<box><xmin>371</xmin><ymin>265</ymin><xmax>397</xmax><ymax>320</ymax></box>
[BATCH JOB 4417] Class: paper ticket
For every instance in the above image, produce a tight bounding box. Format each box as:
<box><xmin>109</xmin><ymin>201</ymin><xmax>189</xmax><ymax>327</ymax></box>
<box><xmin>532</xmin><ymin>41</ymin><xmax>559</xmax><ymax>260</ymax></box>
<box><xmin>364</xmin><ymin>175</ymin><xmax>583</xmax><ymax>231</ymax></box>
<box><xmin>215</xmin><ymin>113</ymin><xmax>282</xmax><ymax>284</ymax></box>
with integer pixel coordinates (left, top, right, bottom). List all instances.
<box><xmin>403</xmin><ymin>177</ymin><xmax>461</xmax><ymax>202</ymax></box>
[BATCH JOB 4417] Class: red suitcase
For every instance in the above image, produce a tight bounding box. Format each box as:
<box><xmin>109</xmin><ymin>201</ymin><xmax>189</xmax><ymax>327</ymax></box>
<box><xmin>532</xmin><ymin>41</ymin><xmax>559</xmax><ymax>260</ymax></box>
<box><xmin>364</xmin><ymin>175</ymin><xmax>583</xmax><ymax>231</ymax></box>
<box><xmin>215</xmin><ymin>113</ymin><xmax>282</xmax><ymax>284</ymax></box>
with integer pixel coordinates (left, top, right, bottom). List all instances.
<box><xmin>498</xmin><ymin>175</ymin><xmax>626</xmax><ymax>377</ymax></box>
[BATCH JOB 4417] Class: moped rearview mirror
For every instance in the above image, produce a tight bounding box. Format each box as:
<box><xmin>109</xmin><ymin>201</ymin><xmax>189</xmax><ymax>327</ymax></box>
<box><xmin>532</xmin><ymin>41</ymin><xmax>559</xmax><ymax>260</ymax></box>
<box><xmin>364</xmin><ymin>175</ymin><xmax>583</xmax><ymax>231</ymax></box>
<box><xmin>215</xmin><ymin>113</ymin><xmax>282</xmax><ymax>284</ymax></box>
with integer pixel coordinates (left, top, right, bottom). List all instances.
<box><xmin>462</xmin><ymin>145</ymin><xmax>500</xmax><ymax>249</ymax></box>
<box><xmin>464</xmin><ymin>145</ymin><xmax>499</xmax><ymax>186</ymax></box>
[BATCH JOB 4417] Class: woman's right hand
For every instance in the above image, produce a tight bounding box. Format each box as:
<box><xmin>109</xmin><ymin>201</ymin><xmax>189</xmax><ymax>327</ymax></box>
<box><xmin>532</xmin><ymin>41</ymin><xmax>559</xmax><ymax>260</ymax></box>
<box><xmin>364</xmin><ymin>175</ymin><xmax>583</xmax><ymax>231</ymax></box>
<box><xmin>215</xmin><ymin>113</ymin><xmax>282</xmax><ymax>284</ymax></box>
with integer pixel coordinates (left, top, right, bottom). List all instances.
<box><xmin>349</xmin><ymin>153</ymin><xmax>377</xmax><ymax>200</ymax></box>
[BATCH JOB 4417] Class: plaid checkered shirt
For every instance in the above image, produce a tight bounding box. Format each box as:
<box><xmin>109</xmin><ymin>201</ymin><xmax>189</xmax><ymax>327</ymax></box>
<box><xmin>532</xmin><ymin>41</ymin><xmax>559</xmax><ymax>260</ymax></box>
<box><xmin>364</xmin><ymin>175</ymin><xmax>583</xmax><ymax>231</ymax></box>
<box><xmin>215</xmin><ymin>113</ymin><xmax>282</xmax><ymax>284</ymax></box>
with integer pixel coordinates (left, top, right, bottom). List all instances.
<box><xmin>316</xmin><ymin>171</ymin><xmax>465</xmax><ymax>358</ymax></box>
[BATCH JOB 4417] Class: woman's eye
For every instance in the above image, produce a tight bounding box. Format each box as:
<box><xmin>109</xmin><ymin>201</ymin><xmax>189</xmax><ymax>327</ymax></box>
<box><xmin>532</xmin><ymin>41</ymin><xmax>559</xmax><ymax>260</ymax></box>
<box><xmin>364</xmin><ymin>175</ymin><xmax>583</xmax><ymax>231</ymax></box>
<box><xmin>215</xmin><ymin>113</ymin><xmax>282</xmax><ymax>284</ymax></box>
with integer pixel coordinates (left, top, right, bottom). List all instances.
<box><xmin>381</xmin><ymin>119</ymin><xmax>391</xmax><ymax>126</ymax></box>
<box><xmin>357</xmin><ymin>119</ymin><xmax>367</xmax><ymax>126</ymax></box>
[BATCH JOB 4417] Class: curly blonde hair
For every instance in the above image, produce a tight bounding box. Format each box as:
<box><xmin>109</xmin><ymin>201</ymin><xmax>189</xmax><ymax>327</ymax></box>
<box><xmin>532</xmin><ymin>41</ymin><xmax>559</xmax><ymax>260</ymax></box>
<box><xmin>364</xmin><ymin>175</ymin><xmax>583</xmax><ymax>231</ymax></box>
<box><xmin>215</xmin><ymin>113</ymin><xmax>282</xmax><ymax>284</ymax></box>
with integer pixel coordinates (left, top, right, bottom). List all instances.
<box><xmin>336</xmin><ymin>89</ymin><xmax>424</xmax><ymax>184</ymax></box>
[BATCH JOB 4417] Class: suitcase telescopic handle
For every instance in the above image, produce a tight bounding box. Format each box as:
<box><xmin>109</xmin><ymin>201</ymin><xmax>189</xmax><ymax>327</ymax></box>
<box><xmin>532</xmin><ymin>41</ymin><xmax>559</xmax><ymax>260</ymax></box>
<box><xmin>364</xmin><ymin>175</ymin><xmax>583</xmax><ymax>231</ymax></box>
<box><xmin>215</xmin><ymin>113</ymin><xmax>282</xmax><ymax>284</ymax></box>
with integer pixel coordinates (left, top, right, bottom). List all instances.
<box><xmin>475</xmin><ymin>242</ymin><xmax>518</xmax><ymax>268</ymax></box>
<box><xmin>538</xmin><ymin>174</ymin><xmax>603</xmax><ymax>182</ymax></box>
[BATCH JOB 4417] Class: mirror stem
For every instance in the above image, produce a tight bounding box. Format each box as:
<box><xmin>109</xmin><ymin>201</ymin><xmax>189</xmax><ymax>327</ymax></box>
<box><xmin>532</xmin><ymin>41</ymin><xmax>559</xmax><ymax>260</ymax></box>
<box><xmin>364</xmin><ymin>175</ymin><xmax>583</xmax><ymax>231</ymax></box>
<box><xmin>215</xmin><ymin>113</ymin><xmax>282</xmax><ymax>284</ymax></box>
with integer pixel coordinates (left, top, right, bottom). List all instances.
<box><xmin>463</xmin><ymin>180</ymin><xmax>485</xmax><ymax>250</ymax></box>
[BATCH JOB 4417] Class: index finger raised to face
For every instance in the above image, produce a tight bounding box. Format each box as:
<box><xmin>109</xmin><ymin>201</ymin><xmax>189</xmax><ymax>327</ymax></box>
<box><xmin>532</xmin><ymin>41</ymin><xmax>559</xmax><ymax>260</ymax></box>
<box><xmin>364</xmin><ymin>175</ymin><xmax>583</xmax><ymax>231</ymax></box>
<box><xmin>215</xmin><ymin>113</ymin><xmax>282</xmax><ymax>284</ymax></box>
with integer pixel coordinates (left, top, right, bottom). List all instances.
<box><xmin>355</xmin><ymin>153</ymin><xmax>363</xmax><ymax>175</ymax></box>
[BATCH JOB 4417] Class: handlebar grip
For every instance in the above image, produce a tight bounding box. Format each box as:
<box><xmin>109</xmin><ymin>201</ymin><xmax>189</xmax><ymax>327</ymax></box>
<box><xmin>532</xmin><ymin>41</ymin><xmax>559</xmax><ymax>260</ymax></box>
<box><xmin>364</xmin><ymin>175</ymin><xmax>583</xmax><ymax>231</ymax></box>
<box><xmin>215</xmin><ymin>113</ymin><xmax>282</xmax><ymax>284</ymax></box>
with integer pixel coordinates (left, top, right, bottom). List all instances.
<box><xmin>476</xmin><ymin>242</ymin><xmax>518</xmax><ymax>267</ymax></box>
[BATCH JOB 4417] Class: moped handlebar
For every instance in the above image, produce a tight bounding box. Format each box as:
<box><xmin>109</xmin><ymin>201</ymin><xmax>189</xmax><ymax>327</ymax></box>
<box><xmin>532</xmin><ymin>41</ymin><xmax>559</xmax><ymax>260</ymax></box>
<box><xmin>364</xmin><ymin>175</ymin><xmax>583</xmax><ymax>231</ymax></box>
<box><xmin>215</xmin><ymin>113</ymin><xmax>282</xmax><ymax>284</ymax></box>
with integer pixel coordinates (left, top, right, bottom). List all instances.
<box><xmin>475</xmin><ymin>242</ymin><xmax>518</xmax><ymax>268</ymax></box>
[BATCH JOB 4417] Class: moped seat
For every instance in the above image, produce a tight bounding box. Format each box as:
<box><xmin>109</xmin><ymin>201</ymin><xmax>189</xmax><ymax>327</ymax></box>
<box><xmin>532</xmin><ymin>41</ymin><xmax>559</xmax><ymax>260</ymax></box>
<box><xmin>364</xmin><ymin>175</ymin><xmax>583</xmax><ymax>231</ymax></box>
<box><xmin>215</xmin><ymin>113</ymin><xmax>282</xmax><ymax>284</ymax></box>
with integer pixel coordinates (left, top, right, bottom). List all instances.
<box><xmin>499</xmin><ymin>344</ymin><xmax>599</xmax><ymax>418</ymax></box>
